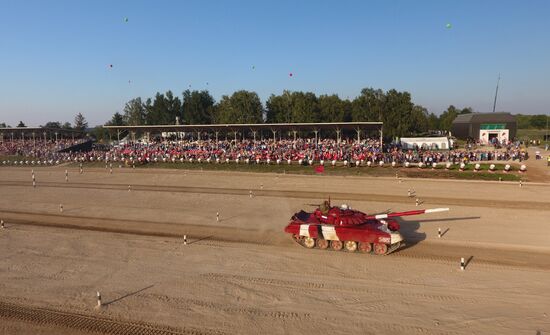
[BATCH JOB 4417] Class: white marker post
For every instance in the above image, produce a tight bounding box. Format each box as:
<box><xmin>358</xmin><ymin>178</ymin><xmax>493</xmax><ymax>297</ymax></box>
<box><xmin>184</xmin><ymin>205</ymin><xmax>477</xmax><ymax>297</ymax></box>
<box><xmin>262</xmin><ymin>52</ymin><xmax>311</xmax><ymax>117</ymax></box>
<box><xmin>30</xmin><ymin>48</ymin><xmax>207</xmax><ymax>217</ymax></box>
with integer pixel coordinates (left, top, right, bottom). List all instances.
<box><xmin>59</xmin><ymin>204</ymin><xmax>63</xmax><ymax>213</ymax></box>
<box><xmin>460</xmin><ymin>257</ymin><xmax>465</xmax><ymax>271</ymax></box>
<box><xmin>32</xmin><ymin>180</ymin><xmax>36</xmax><ymax>188</ymax></box>
<box><xmin>1</xmin><ymin>219</ymin><xmax>4</xmax><ymax>229</ymax></box>
<box><xmin>438</xmin><ymin>227</ymin><xmax>441</xmax><ymax>238</ymax></box>
<box><xmin>519</xmin><ymin>180</ymin><xmax>523</xmax><ymax>188</ymax></box>
<box><xmin>97</xmin><ymin>291</ymin><xmax>102</xmax><ymax>307</ymax></box>
<box><xmin>249</xmin><ymin>190</ymin><xmax>253</xmax><ymax>198</ymax></box>
<box><xmin>260</xmin><ymin>183</ymin><xmax>263</xmax><ymax>190</ymax></box>
<box><xmin>407</xmin><ymin>189</ymin><xmax>411</xmax><ymax>197</ymax></box>
<box><xmin>183</xmin><ymin>235</ymin><xmax>187</xmax><ymax>245</ymax></box>
<box><xmin>216</xmin><ymin>212</ymin><xmax>219</xmax><ymax>222</ymax></box>
<box><xmin>128</xmin><ymin>185</ymin><xmax>131</xmax><ymax>192</ymax></box>
<box><xmin>415</xmin><ymin>198</ymin><xmax>419</xmax><ymax>207</ymax></box>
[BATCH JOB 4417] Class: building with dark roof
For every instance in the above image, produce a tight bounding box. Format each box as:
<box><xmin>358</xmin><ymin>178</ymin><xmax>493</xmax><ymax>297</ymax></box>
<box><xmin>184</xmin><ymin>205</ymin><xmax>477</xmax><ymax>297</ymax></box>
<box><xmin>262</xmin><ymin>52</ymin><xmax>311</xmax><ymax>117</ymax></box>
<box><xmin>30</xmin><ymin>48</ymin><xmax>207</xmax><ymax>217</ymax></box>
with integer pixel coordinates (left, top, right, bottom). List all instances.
<box><xmin>451</xmin><ymin>112</ymin><xmax>517</xmax><ymax>143</ymax></box>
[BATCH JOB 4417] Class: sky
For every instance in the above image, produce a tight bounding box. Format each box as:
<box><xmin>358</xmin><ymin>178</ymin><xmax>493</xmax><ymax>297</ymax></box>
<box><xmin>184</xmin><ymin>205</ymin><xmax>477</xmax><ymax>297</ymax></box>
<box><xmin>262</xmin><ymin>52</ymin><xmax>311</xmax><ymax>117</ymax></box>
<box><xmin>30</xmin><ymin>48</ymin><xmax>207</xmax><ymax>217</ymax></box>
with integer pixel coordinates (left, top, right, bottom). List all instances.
<box><xmin>0</xmin><ymin>0</ymin><xmax>549</xmax><ymax>127</ymax></box>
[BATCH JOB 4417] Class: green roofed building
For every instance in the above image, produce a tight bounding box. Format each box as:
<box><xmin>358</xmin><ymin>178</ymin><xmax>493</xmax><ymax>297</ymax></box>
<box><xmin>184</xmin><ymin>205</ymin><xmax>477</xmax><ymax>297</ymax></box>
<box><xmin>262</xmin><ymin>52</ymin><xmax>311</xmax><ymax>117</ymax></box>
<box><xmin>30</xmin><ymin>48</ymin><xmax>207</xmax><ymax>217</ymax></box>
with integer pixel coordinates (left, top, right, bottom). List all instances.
<box><xmin>451</xmin><ymin>112</ymin><xmax>517</xmax><ymax>144</ymax></box>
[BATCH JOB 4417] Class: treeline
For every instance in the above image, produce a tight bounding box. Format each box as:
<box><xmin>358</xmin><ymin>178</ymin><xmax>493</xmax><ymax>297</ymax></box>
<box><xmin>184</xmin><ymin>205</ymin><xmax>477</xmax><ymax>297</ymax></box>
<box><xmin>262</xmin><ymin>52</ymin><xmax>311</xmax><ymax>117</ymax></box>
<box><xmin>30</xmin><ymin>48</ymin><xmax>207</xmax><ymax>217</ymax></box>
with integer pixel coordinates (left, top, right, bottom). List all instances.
<box><xmin>0</xmin><ymin>113</ymin><xmax>89</xmax><ymax>132</ymax></box>
<box><xmin>516</xmin><ymin>114</ymin><xmax>549</xmax><ymax>129</ymax></box>
<box><xmin>108</xmin><ymin>88</ymin><xmax>473</xmax><ymax>139</ymax></box>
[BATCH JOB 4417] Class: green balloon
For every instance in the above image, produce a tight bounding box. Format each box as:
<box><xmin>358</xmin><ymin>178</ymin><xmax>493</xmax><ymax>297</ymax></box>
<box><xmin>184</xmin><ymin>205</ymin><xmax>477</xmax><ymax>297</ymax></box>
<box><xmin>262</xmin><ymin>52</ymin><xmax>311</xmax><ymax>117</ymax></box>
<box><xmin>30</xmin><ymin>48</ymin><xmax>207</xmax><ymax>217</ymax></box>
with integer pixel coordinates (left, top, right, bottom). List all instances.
<box><xmin>446</xmin><ymin>23</ymin><xmax>452</xmax><ymax>29</ymax></box>
<box><xmin>124</xmin><ymin>18</ymin><xmax>129</xmax><ymax>22</ymax></box>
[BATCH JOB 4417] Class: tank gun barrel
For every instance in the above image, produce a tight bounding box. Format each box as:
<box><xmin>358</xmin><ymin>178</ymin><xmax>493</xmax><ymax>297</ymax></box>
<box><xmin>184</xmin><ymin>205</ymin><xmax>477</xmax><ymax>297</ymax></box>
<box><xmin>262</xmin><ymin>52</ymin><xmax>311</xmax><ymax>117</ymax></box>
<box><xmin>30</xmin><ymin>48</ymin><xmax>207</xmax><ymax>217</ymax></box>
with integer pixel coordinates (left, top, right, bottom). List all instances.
<box><xmin>365</xmin><ymin>208</ymin><xmax>449</xmax><ymax>220</ymax></box>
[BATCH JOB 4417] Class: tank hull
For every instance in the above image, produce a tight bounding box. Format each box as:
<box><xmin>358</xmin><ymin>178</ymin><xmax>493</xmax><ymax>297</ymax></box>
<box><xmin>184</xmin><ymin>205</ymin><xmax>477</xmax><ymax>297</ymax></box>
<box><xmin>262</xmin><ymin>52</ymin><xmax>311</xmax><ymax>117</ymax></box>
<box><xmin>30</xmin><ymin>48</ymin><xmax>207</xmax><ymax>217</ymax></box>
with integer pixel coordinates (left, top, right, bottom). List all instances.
<box><xmin>284</xmin><ymin>219</ymin><xmax>404</xmax><ymax>255</ymax></box>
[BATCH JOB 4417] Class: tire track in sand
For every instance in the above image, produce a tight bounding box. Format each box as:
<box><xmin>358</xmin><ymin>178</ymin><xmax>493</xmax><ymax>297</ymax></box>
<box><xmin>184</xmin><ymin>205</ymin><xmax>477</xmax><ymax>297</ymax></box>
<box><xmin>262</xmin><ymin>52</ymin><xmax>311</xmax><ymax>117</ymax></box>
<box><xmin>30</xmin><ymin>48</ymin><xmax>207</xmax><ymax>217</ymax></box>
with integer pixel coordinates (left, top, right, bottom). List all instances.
<box><xmin>2</xmin><ymin>210</ymin><xmax>550</xmax><ymax>271</ymax></box>
<box><xmin>0</xmin><ymin>300</ymin><xmax>223</xmax><ymax>335</ymax></box>
<box><xmin>0</xmin><ymin>180</ymin><xmax>548</xmax><ymax>211</ymax></box>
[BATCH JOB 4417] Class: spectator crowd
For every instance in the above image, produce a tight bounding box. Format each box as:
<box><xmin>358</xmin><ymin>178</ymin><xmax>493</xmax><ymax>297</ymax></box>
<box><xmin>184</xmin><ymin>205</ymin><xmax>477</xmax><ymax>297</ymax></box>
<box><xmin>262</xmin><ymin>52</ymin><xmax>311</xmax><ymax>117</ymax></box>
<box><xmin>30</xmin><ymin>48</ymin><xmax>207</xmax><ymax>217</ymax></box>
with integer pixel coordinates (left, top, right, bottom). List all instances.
<box><xmin>1</xmin><ymin>137</ymin><xmax>529</xmax><ymax>164</ymax></box>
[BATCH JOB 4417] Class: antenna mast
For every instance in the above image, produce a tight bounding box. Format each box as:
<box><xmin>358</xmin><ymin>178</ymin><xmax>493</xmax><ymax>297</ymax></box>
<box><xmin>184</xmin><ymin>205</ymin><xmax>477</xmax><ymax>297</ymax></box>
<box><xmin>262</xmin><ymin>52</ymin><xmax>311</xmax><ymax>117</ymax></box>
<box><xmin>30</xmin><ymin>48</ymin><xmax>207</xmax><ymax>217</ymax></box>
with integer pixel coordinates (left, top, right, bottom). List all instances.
<box><xmin>492</xmin><ymin>74</ymin><xmax>500</xmax><ymax>113</ymax></box>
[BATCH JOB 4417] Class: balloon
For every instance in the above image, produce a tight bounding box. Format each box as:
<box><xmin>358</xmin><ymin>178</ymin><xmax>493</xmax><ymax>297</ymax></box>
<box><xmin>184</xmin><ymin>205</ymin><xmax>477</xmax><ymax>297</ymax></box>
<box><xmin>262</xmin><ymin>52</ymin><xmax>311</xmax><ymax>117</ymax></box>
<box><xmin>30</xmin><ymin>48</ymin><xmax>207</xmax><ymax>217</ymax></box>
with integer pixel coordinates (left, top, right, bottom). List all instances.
<box><xmin>446</xmin><ymin>23</ymin><xmax>452</xmax><ymax>29</ymax></box>
<box><xmin>252</xmin><ymin>65</ymin><xmax>255</xmax><ymax>70</ymax></box>
<box><xmin>109</xmin><ymin>64</ymin><xmax>113</xmax><ymax>68</ymax></box>
<box><xmin>289</xmin><ymin>72</ymin><xmax>293</xmax><ymax>77</ymax></box>
<box><xmin>124</xmin><ymin>18</ymin><xmax>129</xmax><ymax>22</ymax></box>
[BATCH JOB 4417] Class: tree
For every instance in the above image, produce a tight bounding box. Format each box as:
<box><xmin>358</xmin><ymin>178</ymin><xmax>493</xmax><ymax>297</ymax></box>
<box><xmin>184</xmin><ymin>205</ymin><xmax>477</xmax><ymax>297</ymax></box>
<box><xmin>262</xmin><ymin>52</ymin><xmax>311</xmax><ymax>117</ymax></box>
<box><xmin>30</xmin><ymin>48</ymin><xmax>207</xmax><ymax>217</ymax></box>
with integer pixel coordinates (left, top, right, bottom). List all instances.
<box><xmin>290</xmin><ymin>92</ymin><xmax>319</xmax><ymax>123</ymax></box>
<box><xmin>44</xmin><ymin>121</ymin><xmax>62</xmax><ymax>129</ymax></box>
<box><xmin>439</xmin><ymin>105</ymin><xmax>460</xmax><ymax>131</ymax></box>
<box><xmin>164</xmin><ymin>90</ymin><xmax>182</xmax><ymax>124</ymax></box>
<box><xmin>62</xmin><ymin>122</ymin><xmax>72</xmax><ymax>130</ymax></box>
<box><xmin>144</xmin><ymin>92</ymin><xmax>181</xmax><ymax>125</ymax></box>
<box><xmin>266</xmin><ymin>91</ymin><xmax>293</xmax><ymax>123</ymax></box>
<box><xmin>382</xmin><ymin>89</ymin><xmax>414</xmax><ymax>139</ymax></box>
<box><xmin>516</xmin><ymin>114</ymin><xmax>531</xmax><ymax>129</ymax></box>
<box><xmin>123</xmin><ymin>97</ymin><xmax>146</xmax><ymax>126</ymax></box>
<box><xmin>318</xmin><ymin>94</ymin><xmax>345</xmax><ymax>122</ymax></box>
<box><xmin>409</xmin><ymin>105</ymin><xmax>429</xmax><ymax>134</ymax></box>
<box><xmin>182</xmin><ymin>90</ymin><xmax>215</xmax><ymax>124</ymax></box>
<box><xmin>427</xmin><ymin>113</ymin><xmax>440</xmax><ymax>130</ymax></box>
<box><xmin>0</xmin><ymin>122</ymin><xmax>10</xmax><ymax>128</ymax></box>
<box><xmin>17</xmin><ymin>121</ymin><xmax>26</xmax><ymax>127</ymax></box>
<box><xmin>216</xmin><ymin>90</ymin><xmax>263</xmax><ymax>124</ymax></box>
<box><xmin>266</xmin><ymin>91</ymin><xmax>321</xmax><ymax>123</ymax></box>
<box><xmin>351</xmin><ymin>88</ymin><xmax>385</xmax><ymax>122</ymax></box>
<box><xmin>89</xmin><ymin>126</ymin><xmax>108</xmax><ymax>142</ymax></box>
<box><xmin>530</xmin><ymin>114</ymin><xmax>547</xmax><ymax>129</ymax></box>
<box><xmin>73</xmin><ymin>113</ymin><xmax>88</xmax><ymax>131</ymax></box>
<box><xmin>107</xmin><ymin>112</ymin><xmax>125</xmax><ymax>126</ymax></box>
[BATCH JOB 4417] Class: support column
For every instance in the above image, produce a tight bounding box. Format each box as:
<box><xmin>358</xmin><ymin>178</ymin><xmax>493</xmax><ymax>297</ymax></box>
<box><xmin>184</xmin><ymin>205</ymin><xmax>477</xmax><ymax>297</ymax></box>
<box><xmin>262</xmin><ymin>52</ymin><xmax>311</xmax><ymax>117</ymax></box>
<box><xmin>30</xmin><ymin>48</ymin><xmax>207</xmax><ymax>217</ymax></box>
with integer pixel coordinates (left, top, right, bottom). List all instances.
<box><xmin>21</xmin><ymin>132</ymin><xmax>24</xmax><ymax>141</ymax></box>
<box><xmin>215</xmin><ymin>131</ymin><xmax>219</xmax><ymax>142</ymax></box>
<box><xmin>32</xmin><ymin>132</ymin><xmax>35</xmax><ymax>148</ymax></box>
<box><xmin>43</xmin><ymin>132</ymin><xmax>46</xmax><ymax>142</ymax></box>
<box><xmin>313</xmin><ymin>130</ymin><xmax>318</xmax><ymax>149</ymax></box>
<box><xmin>379</xmin><ymin>128</ymin><xmax>383</xmax><ymax>148</ymax></box>
<box><xmin>197</xmin><ymin>131</ymin><xmax>200</xmax><ymax>141</ymax></box>
<box><xmin>252</xmin><ymin>131</ymin><xmax>257</xmax><ymax>141</ymax></box>
<box><xmin>336</xmin><ymin>129</ymin><xmax>341</xmax><ymax>144</ymax></box>
<box><xmin>293</xmin><ymin>130</ymin><xmax>297</xmax><ymax>141</ymax></box>
<box><xmin>234</xmin><ymin>131</ymin><xmax>237</xmax><ymax>143</ymax></box>
<box><xmin>117</xmin><ymin>130</ymin><xmax>120</xmax><ymax>142</ymax></box>
<box><xmin>356</xmin><ymin>129</ymin><xmax>361</xmax><ymax>143</ymax></box>
<box><xmin>272</xmin><ymin>130</ymin><xmax>276</xmax><ymax>142</ymax></box>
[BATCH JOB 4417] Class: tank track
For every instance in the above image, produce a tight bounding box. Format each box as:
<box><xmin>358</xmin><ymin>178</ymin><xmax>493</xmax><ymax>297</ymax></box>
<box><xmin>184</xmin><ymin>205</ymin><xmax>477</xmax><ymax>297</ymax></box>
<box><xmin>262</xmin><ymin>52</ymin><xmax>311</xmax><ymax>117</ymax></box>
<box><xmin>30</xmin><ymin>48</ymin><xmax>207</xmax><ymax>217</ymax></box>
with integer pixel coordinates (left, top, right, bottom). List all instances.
<box><xmin>291</xmin><ymin>236</ymin><xmax>402</xmax><ymax>255</ymax></box>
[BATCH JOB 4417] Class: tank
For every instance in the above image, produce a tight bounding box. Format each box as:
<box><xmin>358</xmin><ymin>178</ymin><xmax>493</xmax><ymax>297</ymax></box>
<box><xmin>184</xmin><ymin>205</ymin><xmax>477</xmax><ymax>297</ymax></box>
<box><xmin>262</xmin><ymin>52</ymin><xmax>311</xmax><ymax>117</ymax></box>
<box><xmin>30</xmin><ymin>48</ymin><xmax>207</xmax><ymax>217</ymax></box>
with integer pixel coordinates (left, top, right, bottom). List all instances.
<box><xmin>284</xmin><ymin>199</ymin><xmax>449</xmax><ymax>255</ymax></box>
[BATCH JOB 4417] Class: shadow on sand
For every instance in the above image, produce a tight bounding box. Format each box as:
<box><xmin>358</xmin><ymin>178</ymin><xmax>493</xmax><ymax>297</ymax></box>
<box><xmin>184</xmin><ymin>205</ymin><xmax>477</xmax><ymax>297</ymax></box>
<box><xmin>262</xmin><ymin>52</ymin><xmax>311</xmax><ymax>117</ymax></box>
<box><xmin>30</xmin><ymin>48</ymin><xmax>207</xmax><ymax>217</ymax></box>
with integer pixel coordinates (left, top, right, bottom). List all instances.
<box><xmin>394</xmin><ymin>216</ymin><xmax>480</xmax><ymax>253</ymax></box>
<box><xmin>103</xmin><ymin>284</ymin><xmax>155</xmax><ymax>306</ymax></box>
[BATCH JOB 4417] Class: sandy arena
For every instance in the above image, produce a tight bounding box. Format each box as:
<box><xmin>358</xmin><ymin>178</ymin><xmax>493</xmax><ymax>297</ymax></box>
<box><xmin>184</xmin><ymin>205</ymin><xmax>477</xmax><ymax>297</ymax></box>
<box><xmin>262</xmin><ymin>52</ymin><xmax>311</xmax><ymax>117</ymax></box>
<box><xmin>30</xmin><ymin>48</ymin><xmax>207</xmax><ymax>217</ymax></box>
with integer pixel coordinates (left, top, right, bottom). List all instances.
<box><xmin>1</xmin><ymin>166</ymin><xmax>550</xmax><ymax>335</ymax></box>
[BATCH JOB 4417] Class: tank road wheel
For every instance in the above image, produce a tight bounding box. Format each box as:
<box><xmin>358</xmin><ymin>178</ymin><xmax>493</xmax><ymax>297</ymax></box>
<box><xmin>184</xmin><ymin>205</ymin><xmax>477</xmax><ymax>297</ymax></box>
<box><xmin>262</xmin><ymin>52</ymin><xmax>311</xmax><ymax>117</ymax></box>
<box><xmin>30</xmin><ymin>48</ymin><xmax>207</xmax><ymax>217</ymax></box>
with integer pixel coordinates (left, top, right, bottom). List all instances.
<box><xmin>358</xmin><ymin>242</ymin><xmax>372</xmax><ymax>253</ymax></box>
<box><xmin>373</xmin><ymin>243</ymin><xmax>388</xmax><ymax>255</ymax></box>
<box><xmin>303</xmin><ymin>237</ymin><xmax>316</xmax><ymax>249</ymax></box>
<box><xmin>330</xmin><ymin>240</ymin><xmax>343</xmax><ymax>251</ymax></box>
<box><xmin>344</xmin><ymin>241</ymin><xmax>358</xmax><ymax>252</ymax></box>
<box><xmin>317</xmin><ymin>239</ymin><xmax>329</xmax><ymax>250</ymax></box>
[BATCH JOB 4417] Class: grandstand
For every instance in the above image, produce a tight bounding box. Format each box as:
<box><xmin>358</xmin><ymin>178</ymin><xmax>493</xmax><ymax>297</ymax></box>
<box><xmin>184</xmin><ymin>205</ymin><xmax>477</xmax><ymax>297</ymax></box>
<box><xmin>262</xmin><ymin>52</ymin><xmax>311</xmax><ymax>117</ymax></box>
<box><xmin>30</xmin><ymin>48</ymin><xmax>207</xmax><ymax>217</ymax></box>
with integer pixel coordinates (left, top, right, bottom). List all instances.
<box><xmin>102</xmin><ymin>122</ymin><xmax>384</xmax><ymax>144</ymax></box>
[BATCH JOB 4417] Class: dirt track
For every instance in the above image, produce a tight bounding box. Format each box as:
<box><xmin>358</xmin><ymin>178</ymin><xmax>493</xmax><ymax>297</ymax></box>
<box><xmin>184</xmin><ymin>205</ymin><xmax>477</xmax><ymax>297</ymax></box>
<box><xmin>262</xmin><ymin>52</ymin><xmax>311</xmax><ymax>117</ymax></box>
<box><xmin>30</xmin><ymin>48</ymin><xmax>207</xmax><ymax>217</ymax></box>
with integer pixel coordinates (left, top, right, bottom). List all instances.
<box><xmin>1</xmin><ymin>167</ymin><xmax>550</xmax><ymax>334</ymax></box>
